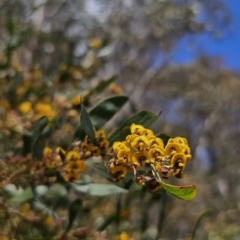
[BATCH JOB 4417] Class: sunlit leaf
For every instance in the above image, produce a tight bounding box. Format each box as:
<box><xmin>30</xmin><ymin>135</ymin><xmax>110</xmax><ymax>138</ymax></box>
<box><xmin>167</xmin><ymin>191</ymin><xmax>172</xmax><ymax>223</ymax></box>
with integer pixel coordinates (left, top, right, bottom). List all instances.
<box><xmin>108</xmin><ymin>110</ymin><xmax>160</xmax><ymax>145</ymax></box>
<box><xmin>160</xmin><ymin>182</ymin><xmax>196</xmax><ymax>200</ymax></box>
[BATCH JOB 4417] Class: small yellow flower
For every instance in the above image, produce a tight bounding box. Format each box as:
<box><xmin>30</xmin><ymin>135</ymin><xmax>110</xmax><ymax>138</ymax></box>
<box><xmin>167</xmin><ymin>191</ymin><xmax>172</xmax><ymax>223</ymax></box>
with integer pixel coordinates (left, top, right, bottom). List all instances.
<box><xmin>71</xmin><ymin>95</ymin><xmax>82</xmax><ymax>107</ymax></box>
<box><xmin>149</xmin><ymin>146</ymin><xmax>165</xmax><ymax>162</ymax></box>
<box><xmin>67</xmin><ymin>160</ymin><xmax>85</xmax><ymax>173</ymax></box>
<box><xmin>43</xmin><ymin>147</ymin><xmax>52</xmax><ymax>156</ymax></box>
<box><xmin>173</xmin><ymin>137</ymin><xmax>188</xmax><ymax>146</ymax></box>
<box><xmin>130</xmin><ymin>135</ymin><xmax>150</xmax><ymax>151</ymax></box>
<box><xmin>88</xmin><ymin>145</ymin><xmax>101</xmax><ymax>156</ymax></box>
<box><xmin>109</xmin><ymin>83</ymin><xmax>123</xmax><ymax>94</ymax></box>
<box><xmin>66</xmin><ymin>151</ymin><xmax>81</xmax><ymax>162</ymax></box>
<box><xmin>114</xmin><ymin>232</ymin><xmax>130</xmax><ymax>240</ymax></box>
<box><xmin>182</xmin><ymin>146</ymin><xmax>192</xmax><ymax>161</ymax></box>
<box><xmin>116</xmin><ymin>148</ymin><xmax>130</xmax><ymax>165</ymax></box>
<box><xmin>88</xmin><ymin>38</ymin><xmax>102</xmax><ymax>48</ymax></box>
<box><xmin>130</xmin><ymin>123</ymin><xmax>146</xmax><ymax>135</ymax></box>
<box><xmin>65</xmin><ymin>172</ymin><xmax>80</xmax><ymax>182</ymax></box>
<box><xmin>110</xmin><ymin>165</ymin><xmax>127</xmax><ymax>182</ymax></box>
<box><xmin>133</xmin><ymin>150</ymin><xmax>150</xmax><ymax>166</ymax></box>
<box><xmin>35</xmin><ymin>103</ymin><xmax>56</xmax><ymax>119</ymax></box>
<box><xmin>170</xmin><ymin>153</ymin><xmax>186</xmax><ymax>168</ymax></box>
<box><xmin>55</xmin><ymin>147</ymin><xmax>66</xmax><ymax>157</ymax></box>
<box><xmin>113</xmin><ymin>141</ymin><xmax>129</xmax><ymax>152</ymax></box>
<box><xmin>44</xmin><ymin>215</ymin><xmax>54</xmax><ymax>226</ymax></box>
<box><xmin>18</xmin><ymin>101</ymin><xmax>33</xmax><ymax>114</ymax></box>
<box><xmin>164</xmin><ymin>142</ymin><xmax>182</xmax><ymax>156</ymax></box>
<box><xmin>149</xmin><ymin>137</ymin><xmax>164</xmax><ymax>148</ymax></box>
<box><xmin>45</xmin><ymin>155</ymin><xmax>62</xmax><ymax>169</ymax></box>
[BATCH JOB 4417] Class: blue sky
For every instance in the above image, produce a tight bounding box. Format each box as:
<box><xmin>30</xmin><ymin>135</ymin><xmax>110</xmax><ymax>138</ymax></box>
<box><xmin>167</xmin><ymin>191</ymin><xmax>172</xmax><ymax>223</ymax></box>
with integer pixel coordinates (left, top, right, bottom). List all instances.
<box><xmin>172</xmin><ymin>0</ymin><xmax>240</xmax><ymax>72</ymax></box>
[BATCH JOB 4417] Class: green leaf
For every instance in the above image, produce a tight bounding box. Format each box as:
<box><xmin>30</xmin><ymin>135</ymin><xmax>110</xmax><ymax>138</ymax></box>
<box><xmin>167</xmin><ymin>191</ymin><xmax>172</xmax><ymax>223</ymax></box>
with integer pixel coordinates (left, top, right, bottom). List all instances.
<box><xmin>160</xmin><ymin>182</ymin><xmax>196</xmax><ymax>200</ymax></box>
<box><xmin>74</xmin><ymin>96</ymin><xmax>128</xmax><ymax>140</ymax></box>
<box><xmin>7</xmin><ymin>19</ymin><xmax>15</xmax><ymax>36</ymax></box>
<box><xmin>32</xmin><ymin>139</ymin><xmax>44</xmax><ymax>160</ymax></box>
<box><xmin>88</xmin><ymin>95</ymin><xmax>128</xmax><ymax>129</ymax></box>
<box><xmin>85</xmin><ymin>160</ymin><xmax>113</xmax><ymax>181</ymax></box>
<box><xmin>66</xmin><ymin>199</ymin><xmax>82</xmax><ymax>232</ymax></box>
<box><xmin>90</xmin><ymin>75</ymin><xmax>116</xmax><ymax>94</ymax></box>
<box><xmin>22</xmin><ymin>133</ymin><xmax>32</xmax><ymax>156</ymax></box>
<box><xmin>156</xmin><ymin>133</ymin><xmax>172</xmax><ymax>147</ymax></box>
<box><xmin>8</xmin><ymin>186</ymin><xmax>48</xmax><ymax>203</ymax></box>
<box><xmin>31</xmin><ymin>116</ymin><xmax>49</xmax><ymax>160</ymax></box>
<box><xmin>85</xmin><ymin>159</ymin><xmax>134</xmax><ymax>189</ymax></box>
<box><xmin>72</xmin><ymin>183</ymin><xmax>128</xmax><ymax>196</ymax></box>
<box><xmin>191</xmin><ymin>209</ymin><xmax>213</xmax><ymax>240</ymax></box>
<box><xmin>108</xmin><ymin>110</ymin><xmax>160</xmax><ymax>145</ymax></box>
<box><xmin>81</xmin><ymin>103</ymin><xmax>97</xmax><ymax>145</ymax></box>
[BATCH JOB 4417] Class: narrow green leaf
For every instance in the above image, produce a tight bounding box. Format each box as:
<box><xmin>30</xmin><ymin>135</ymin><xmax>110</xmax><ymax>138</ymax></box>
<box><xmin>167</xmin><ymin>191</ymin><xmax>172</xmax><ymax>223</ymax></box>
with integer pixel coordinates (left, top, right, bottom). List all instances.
<box><xmin>90</xmin><ymin>75</ymin><xmax>116</xmax><ymax>94</ymax></box>
<box><xmin>66</xmin><ymin>199</ymin><xmax>82</xmax><ymax>232</ymax></box>
<box><xmin>191</xmin><ymin>209</ymin><xmax>213</xmax><ymax>240</ymax></box>
<box><xmin>31</xmin><ymin>116</ymin><xmax>49</xmax><ymax>160</ymax></box>
<box><xmin>108</xmin><ymin>110</ymin><xmax>160</xmax><ymax>145</ymax></box>
<box><xmin>32</xmin><ymin>138</ymin><xmax>44</xmax><ymax>160</ymax></box>
<box><xmin>32</xmin><ymin>116</ymin><xmax>49</xmax><ymax>145</ymax></box>
<box><xmin>97</xmin><ymin>212</ymin><xmax>116</xmax><ymax>231</ymax></box>
<box><xmin>74</xmin><ymin>96</ymin><xmax>128</xmax><ymax>140</ymax></box>
<box><xmin>81</xmin><ymin>103</ymin><xmax>97</xmax><ymax>145</ymax></box>
<box><xmin>22</xmin><ymin>133</ymin><xmax>32</xmax><ymax>156</ymax></box>
<box><xmin>72</xmin><ymin>183</ymin><xmax>128</xmax><ymax>196</ymax></box>
<box><xmin>160</xmin><ymin>182</ymin><xmax>196</xmax><ymax>200</ymax></box>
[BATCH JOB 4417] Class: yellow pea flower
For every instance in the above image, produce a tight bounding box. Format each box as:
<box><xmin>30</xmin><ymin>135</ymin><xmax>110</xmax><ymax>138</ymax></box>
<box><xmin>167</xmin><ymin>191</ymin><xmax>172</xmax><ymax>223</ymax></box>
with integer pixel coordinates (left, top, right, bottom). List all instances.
<box><xmin>164</xmin><ymin>142</ymin><xmax>182</xmax><ymax>156</ymax></box>
<box><xmin>66</xmin><ymin>151</ymin><xmax>81</xmax><ymax>162</ymax></box>
<box><xmin>130</xmin><ymin>135</ymin><xmax>150</xmax><ymax>151</ymax></box>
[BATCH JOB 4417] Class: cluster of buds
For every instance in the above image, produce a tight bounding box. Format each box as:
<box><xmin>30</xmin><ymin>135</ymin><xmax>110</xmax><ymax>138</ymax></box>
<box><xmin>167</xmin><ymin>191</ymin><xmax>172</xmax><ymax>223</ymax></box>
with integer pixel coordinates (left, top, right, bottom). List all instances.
<box><xmin>109</xmin><ymin>124</ymin><xmax>191</xmax><ymax>191</ymax></box>
<box><xmin>38</xmin><ymin>129</ymin><xmax>109</xmax><ymax>183</ymax></box>
<box><xmin>80</xmin><ymin>129</ymin><xmax>109</xmax><ymax>158</ymax></box>
<box><xmin>0</xmin><ymin>129</ymin><xmax>109</xmax><ymax>186</ymax></box>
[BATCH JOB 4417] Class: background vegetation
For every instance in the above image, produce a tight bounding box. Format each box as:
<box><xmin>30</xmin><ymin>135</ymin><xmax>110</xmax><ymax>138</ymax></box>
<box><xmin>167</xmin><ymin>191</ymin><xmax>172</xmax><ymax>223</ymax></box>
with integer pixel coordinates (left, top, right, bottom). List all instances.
<box><xmin>1</xmin><ymin>0</ymin><xmax>240</xmax><ymax>239</ymax></box>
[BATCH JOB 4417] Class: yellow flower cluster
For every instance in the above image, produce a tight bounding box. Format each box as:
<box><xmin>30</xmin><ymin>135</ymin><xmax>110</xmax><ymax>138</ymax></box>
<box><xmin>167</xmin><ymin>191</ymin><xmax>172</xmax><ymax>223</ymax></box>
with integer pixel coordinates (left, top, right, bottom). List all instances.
<box><xmin>18</xmin><ymin>101</ymin><xmax>56</xmax><ymax>120</ymax></box>
<box><xmin>80</xmin><ymin>129</ymin><xmax>109</xmax><ymax>159</ymax></box>
<box><xmin>32</xmin><ymin>129</ymin><xmax>109</xmax><ymax>184</ymax></box>
<box><xmin>109</xmin><ymin>124</ymin><xmax>192</xmax><ymax>187</ymax></box>
<box><xmin>64</xmin><ymin>149</ymin><xmax>86</xmax><ymax>182</ymax></box>
<box><xmin>43</xmin><ymin>147</ymin><xmax>63</xmax><ymax>169</ymax></box>
<box><xmin>37</xmin><ymin>147</ymin><xmax>85</xmax><ymax>183</ymax></box>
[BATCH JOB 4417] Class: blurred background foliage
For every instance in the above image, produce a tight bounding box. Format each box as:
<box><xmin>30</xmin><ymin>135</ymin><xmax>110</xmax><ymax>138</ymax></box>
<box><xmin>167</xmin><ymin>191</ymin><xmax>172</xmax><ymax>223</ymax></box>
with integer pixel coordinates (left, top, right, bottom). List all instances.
<box><xmin>1</xmin><ymin>0</ymin><xmax>240</xmax><ymax>239</ymax></box>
